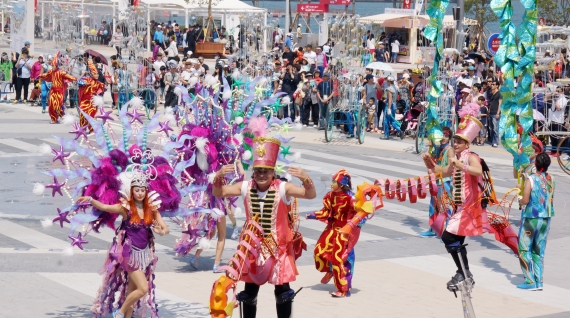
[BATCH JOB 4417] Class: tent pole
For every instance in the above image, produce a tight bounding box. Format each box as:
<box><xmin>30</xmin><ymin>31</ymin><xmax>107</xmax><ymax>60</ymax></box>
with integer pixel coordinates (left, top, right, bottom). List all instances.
<box><xmin>147</xmin><ymin>4</ymin><xmax>151</xmax><ymax>53</ymax></box>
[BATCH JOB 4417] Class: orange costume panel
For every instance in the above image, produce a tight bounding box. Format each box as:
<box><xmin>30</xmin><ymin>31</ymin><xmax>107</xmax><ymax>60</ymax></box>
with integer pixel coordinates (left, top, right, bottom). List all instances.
<box><xmin>78</xmin><ymin>77</ymin><xmax>105</xmax><ymax>131</ymax></box>
<box><xmin>311</xmin><ymin>191</ymin><xmax>356</xmax><ymax>293</ymax></box>
<box><xmin>39</xmin><ymin>69</ymin><xmax>76</xmax><ymax>122</ymax></box>
<box><xmin>240</xmin><ymin>179</ymin><xmax>298</xmax><ymax>286</ymax></box>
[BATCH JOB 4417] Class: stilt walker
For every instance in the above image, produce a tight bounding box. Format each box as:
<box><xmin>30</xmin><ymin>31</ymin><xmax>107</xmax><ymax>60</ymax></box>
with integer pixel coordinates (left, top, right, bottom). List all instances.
<box><xmin>306</xmin><ymin>169</ymin><xmax>358</xmax><ymax>297</ymax></box>
<box><xmin>38</xmin><ymin>52</ymin><xmax>77</xmax><ymax>124</ymax></box>
<box><xmin>78</xmin><ymin>61</ymin><xmax>106</xmax><ymax>132</ymax></box>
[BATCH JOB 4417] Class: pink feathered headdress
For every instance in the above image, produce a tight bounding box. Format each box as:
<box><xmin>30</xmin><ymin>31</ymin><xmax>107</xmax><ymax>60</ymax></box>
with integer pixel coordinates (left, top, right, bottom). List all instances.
<box><xmin>458</xmin><ymin>102</ymin><xmax>480</xmax><ymax>118</ymax></box>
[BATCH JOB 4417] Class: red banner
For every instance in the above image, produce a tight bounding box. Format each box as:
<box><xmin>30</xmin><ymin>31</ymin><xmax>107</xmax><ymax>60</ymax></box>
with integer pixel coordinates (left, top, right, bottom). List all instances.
<box><xmin>402</xmin><ymin>0</ymin><xmax>412</xmax><ymax>9</ymax></box>
<box><xmin>297</xmin><ymin>3</ymin><xmax>329</xmax><ymax>13</ymax></box>
<box><xmin>321</xmin><ymin>0</ymin><xmax>351</xmax><ymax>4</ymax></box>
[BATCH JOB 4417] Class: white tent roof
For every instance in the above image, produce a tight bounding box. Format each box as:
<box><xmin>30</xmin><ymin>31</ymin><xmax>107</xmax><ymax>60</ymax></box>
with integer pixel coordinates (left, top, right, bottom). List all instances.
<box><xmin>140</xmin><ymin>0</ymin><xmax>266</xmax><ymax>13</ymax></box>
<box><xmin>361</xmin><ymin>14</ymin><xmax>476</xmax><ymax>28</ymax></box>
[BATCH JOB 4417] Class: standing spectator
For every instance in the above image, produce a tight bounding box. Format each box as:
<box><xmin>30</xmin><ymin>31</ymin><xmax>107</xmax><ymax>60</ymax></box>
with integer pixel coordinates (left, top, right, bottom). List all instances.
<box><xmin>14</xmin><ymin>48</ymin><xmax>32</xmax><ymax>103</ymax></box>
<box><xmin>304</xmin><ymin>45</ymin><xmax>317</xmax><ymax>72</ymax></box>
<box><xmin>153</xmin><ymin>52</ymin><xmax>166</xmax><ymax>76</ymax></box>
<box><xmin>487</xmin><ymin>80</ymin><xmax>502</xmax><ymax>147</ymax></box>
<box><xmin>154</xmin><ymin>25</ymin><xmax>164</xmax><ymax>49</ymax></box>
<box><xmin>374</xmin><ymin>43</ymin><xmax>388</xmax><ymax>62</ymax></box>
<box><xmin>282</xmin><ymin>46</ymin><xmax>295</xmax><ymax>66</ymax></box>
<box><xmin>296</xmin><ymin>24</ymin><xmax>303</xmax><ymax>41</ymax></box>
<box><xmin>412</xmin><ymin>74</ymin><xmax>427</xmax><ymax>103</ymax></box>
<box><xmin>363</xmin><ymin>74</ymin><xmax>381</xmax><ymax>131</ymax></box>
<box><xmin>30</xmin><ymin>55</ymin><xmax>44</xmax><ymax>81</ymax></box>
<box><xmin>0</xmin><ymin>52</ymin><xmax>13</xmax><ymax>99</ymax></box>
<box><xmin>548</xmin><ymin>86</ymin><xmax>569</xmax><ymax>157</ymax></box>
<box><xmin>68</xmin><ymin>56</ymin><xmax>86</xmax><ymax>108</ymax></box>
<box><xmin>156</xmin><ymin>65</ymin><xmax>167</xmax><ymax>105</ymax></box>
<box><xmin>476</xmin><ymin>95</ymin><xmax>488</xmax><ymax>146</ymax></box>
<box><xmin>198</xmin><ymin>56</ymin><xmax>209</xmax><ymax>74</ymax></box>
<box><xmin>317</xmin><ymin>73</ymin><xmax>333</xmax><ymax>129</ymax></box>
<box><xmin>315</xmin><ymin>46</ymin><xmax>328</xmax><ymax>76</ymax></box>
<box><xmin>390</xmin><ymin>36</ymin><xmax>400</xmax><ymax>63</ymax></box>
<box><xmin>323</xmin><ymin>39</ymin><xmax>332</xmax><ymax>62</ymax></box>
<box><xmin>284</xmin><ymin>33</ymin><xmax>293</xmax><ymax>52</ymax></box>
<box><xmin>186</xmin><ymin>25</ymin><xmax>197</xmax><ymax>56</ymax></box>
<box><xmin>367</xmin><ymin>34</ymin><xmax>376</xmax><ymax>54</ymax></box>
<box><xmin>110</xmin><ymin>27</ymin><xmax>124</xmax><ymax>58</ymax></box>
<box><xmin>280</xmin><ymin>63</ymin><xmax>299</xmax><ymax>120</ymax></box>
<box><xmin>165</xmin><ymin>36</ymin><xmax>178</xmax><ymax>61</ymax></box>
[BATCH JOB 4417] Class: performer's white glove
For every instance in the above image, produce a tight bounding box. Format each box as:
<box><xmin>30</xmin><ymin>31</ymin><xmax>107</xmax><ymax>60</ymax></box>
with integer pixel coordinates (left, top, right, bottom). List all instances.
<box><xmin>387</xmin><ymin>108</ymin><xmax>392</xmax><ymax>116</ymax></box>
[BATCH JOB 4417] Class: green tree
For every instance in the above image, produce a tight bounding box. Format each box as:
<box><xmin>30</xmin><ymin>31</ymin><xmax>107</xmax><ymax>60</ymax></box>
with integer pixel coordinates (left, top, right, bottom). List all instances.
<box><xmin>538</xmin><ymin>0</ymin><xmax>570</xmax><ymax>25</ymax></box>
<box><xmin>464</xmin><ymin>0</ymin><xmax>499</xmax><ymax>47</ymax></box>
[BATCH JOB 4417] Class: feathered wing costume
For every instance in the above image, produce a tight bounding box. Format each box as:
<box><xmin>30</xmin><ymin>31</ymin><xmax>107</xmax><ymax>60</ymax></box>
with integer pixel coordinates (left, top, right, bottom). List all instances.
<box><xmin>170</xmin><ymin>71</ymin><xmax>295</xmax><ymax>257</ymax></box>
<box><xmin>38</xmin><ymin>100</ymin><xmax>184</xmax><ymax>317</ymax></box>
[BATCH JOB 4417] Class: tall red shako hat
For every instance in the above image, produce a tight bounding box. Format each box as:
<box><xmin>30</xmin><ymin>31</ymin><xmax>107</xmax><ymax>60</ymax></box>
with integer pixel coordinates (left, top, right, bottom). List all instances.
<box><xmin>253</xmin><ymin>136</ymin><xmax>281</xmax><ymax>169</ymax></box>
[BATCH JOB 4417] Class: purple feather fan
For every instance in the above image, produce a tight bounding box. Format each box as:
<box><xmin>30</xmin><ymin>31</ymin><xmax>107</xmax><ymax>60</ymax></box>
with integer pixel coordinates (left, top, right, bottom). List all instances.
<box><xmin>85</xmin><ymin>151</ymin><xmax>127</xmax><ymax>232</ymax></box>
<box><xmin>149</xmin><ymin>164</ymin><xmax>181</xmax><ymax>213</ymax></box>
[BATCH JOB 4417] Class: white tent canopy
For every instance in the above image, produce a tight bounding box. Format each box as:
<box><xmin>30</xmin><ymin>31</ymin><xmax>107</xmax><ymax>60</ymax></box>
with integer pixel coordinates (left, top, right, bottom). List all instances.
<box><xmin>115</xmin><ymin>0</ymin><xmax>266</xmax><ymax>13</ymax></box>
<box><xmin>361</xmin><ymin>14</ymin><xmax>477</xmax><ymax>28</ymax></box>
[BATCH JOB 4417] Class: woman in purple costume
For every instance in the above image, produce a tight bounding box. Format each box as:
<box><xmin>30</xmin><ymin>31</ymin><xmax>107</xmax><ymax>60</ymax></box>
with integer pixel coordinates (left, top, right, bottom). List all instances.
<box><xmin>77</xmin><ymin>172</ymin><xmax>170</xmax><ymax>318</ymax></box>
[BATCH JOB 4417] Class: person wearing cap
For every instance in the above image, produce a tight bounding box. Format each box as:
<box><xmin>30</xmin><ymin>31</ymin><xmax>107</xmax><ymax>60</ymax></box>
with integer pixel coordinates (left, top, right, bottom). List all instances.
<box><xmin>296</xmin><ymin>24</ymin><xmax>303</xmax><ymax>40</ymax></box>
<box><xmin>363</xmin><ymin>74</ymin><xmax>381</xmax><ymax>131</ymax></box>
<box><xmin>163</xmin><ymin>62</ymin><xmax>180</xmax><ymax>107</ymax></box>
<box><xmin>421</xmin><ymin>114</ymin><xmax>495</xmax><ymax>290</ymax></box>
<box><xmin>384</xmin><ymin>76</ymin><xmax>404</xmax><ymax>139</ymax></box>
<box><xmin>284</xmin><ymin>33</ymin><xmax>293</xmax><ymax>51</ymax></box>
<box><xmin>153</xmin><ymin>25</ymin><xmax>164</xmax><ymax>49</ymax></box>
<box><xmin>212</xmin><ymin>126</ymin><xmax>316</xmax><ymax>318</ymax></box>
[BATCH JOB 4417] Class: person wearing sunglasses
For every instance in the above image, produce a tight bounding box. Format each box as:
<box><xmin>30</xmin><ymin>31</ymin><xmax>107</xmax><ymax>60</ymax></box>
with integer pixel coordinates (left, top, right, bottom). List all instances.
<box><xmin>212</xmin><ymin>134</ymin><xmax>316</xmax><ymax>318</ymax></box>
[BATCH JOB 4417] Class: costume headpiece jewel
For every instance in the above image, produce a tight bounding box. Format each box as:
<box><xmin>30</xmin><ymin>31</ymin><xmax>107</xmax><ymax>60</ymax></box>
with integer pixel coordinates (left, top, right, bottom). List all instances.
<box><xmin>126</xmin><ymin>148</ymin><xmax>157</xmax><ymax>187</ymax></box>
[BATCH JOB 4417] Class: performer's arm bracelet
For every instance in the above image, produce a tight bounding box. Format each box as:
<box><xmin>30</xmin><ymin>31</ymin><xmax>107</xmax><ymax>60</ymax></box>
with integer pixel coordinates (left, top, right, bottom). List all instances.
<box><xmin>213</xmin><ymin>175</ymin><xmax>224</xmax><ymax>188</ymax></box>
<box><xmin>302</xmin><ymin>177</ymin><xmax>314</xmax><ymax>190</ymax></box>
<box><xmin>423</xmin><ymin>156</ymin><xmax>436</xmax><ymax>170</ymax></box>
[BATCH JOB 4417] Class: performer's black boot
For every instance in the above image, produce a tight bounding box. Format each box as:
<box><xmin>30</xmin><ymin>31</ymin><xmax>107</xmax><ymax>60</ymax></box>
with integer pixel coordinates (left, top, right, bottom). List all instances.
<box><xmin>238</xmin><ymin>283</ymin><xmax>260</xmax><ymax>318</ymax></box>
<box><xmin>236</xmin><ymin>292</ymin><xmax>257</xmax><ymax>318</ymax></box>
<box><xmin>275</xmin><ymin>288</ymin><xmax>295</xmax><ymax>318</ymax></box>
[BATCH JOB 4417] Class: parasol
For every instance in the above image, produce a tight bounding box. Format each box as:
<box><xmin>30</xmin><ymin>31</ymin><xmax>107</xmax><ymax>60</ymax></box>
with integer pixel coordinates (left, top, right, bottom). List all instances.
<box><xmin>85</xmin><ymin>49</ymin><xmax>108</xmax><ymax>65</ymax></box>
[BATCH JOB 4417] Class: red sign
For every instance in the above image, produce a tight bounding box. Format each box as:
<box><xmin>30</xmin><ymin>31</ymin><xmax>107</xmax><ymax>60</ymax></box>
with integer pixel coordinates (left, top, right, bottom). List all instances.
<box><xmin>402</xmin><ymin>0</ymin><xmax>411</xmax><ymax>9</ymax></box>
<box><xmin>321</xmin><ymin>0</ymin><xmax>351</xmax><ymax>5</ymax></box>
<box><xmin>491</xmin><ymin>38</ymin><xmax>500</xmax><ymax>52</ymax></box>
<box><xmin>297</xmin><ymin>3</ymin><xmax>329</xmax><ymax>13</ymax></box>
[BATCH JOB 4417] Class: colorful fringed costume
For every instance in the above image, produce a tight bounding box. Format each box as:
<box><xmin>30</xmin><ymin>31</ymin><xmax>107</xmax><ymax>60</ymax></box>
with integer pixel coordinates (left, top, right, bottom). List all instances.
<box><xmin>78</xmin><ymin>61</ymin><xmax>105</xmax><ymax>132</ymax></box>
<box><xmin>518</xmin><ymin>170</ymin><xmax>555</xmax><ymax>290</ymax></box>
<box><xmin>38</xmin><ymin>52</ymin><xmax>77</xmax><ymax>123</ymax></box>
<box><xmin>307</xmin><ymin>169</ymin><xmax>357</xmax><ymax>296</ymax></box>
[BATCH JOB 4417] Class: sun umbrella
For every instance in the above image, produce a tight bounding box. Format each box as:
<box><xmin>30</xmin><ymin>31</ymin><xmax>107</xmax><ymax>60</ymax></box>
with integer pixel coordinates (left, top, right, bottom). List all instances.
<box><xmin>364</xmin><ymin>62</ymin><xmax>395</xmax><ymax>73</ymax></box>
<box><xmin>85</xmin><ymin>49</ymin><xmax>108</xmax><ymax>65</ymax></box>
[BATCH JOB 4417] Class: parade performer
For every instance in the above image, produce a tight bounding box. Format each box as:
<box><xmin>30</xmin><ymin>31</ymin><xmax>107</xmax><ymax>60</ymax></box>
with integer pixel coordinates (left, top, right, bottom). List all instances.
<box><xmin>78</xmin><ymin>61</ymin><xmax>106</xmax><ymax>132</ymax></box>
<box><xmin>39</xmin><ymin>52</ymin><xmax>77</xmax><ymax>124</ymax></box>
<box><xmin>422</xmin><ymin>115</ymin><xmax>496</xmax><ymax>288</ymax></box>
<box><xmin>77</xmin><ymin>166</ymin><xmax>170</xmax><ymax>318</ymax></box>
<box><xmin>37</xmin><ymin>103</ymin><xmax>183</xmax><ymax>317</ymax></box>
<box><xmin>513</xmin><ymin>132</ymin><xmax>544</xmax><ymax>190</ymax></box>
<box><xmin>516</xmin><ymin>152</ymin><xmax>554</xmax><ymax>290</ymax></box>
<box><xmin>421</xmin><ymin>126</ymin><xmax>454</xmax><ymax>237</ymax></box>
<box><xmin>306</xmin><ymin>169</ymin><xmax>357</xmax><ymax>297</ymax></box>
<box><xmin>40</xmin><ymin>55</ymin><xmax>53</xmax><ymax>114</ymax></box>
<box><xmin>210</xmin><ymin>125</ymin><xmax>316</xmax><ymax>318</ymax></box>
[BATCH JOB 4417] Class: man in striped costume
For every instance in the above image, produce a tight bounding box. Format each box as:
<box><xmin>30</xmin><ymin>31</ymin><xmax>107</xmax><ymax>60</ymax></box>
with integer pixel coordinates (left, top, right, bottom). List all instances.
<box><xmin>212</xmin><ymin>135</ymin><xmax>316</xmax><ymax>318</ymax></box>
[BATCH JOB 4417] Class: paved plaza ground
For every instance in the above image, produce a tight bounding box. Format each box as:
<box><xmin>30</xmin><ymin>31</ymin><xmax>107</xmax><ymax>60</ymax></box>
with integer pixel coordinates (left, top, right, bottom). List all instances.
<box><xmin>0</xmin><ymin>40</ymin><xmax>568</xmax><ymax>317</ymax></box>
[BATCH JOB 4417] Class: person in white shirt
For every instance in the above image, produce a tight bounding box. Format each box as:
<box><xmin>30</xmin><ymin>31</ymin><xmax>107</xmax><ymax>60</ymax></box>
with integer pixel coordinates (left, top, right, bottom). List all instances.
<box><xmin>367</xmin><ymin>34</ymin><xmax>376</xmax><ymax>54</ymax></box>
<box><xmin>303</xmin><ymin>45</ymin><xmax>317</xmax><ymax>72</ymax></box>
<box><xmin>548</xmin><ymin>86</ymin><xmax>568</xmax><ymax>156</ymax></box>
<box><xmin>391</xmin><ymin>37</ymin><xmax>400</xmax><ymax>63</ymax></box>
<box><xmin>153</xmin><ymin>52</ymin><xmax>166</xmax><ymax>76</ymax></box>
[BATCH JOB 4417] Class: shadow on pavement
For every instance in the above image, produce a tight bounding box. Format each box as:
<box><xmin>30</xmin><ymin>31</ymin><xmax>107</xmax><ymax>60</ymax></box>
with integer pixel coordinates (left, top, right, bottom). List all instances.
<box><xmin>479</xmin><ymin>256</ymin><xmax>521</xmax><ymax>285</ymax></box>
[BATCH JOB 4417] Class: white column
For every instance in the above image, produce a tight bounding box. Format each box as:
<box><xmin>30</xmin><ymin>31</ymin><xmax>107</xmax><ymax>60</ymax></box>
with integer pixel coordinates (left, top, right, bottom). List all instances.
<box><xmin>26</xmin><ymin>0</ymin><xmax>35</xmax><ymax>54</ymax></box>
<box><xmin>263</xmin><ymin>12</ymin><xmax>267</xmax><ymax>53</ymax></box>
<box><xmin>285</xmin><ymin>0</ymin><xmax>290</xmax><ymax>35</ymax></box>
<box><xmin>81</xmin><ymin>0</ymin><xmax>85</xmax><ymax>44</ymax></box>
<box><xmin>147</xmin><ymin>4</ymin><xmax>151</xmax><ymax>52</ymax></box>
<box><xmin>41</xmin><ymin>3</ymin><xmax>45</xmax><ymax>31</ymax></box>
<box><xmin>185</xmin><ymin>8</ymin><xmax>188</xmax><ymax>28</ymax></box>
<box><xmin>112</xmin><ymin>2</ymin><xmax>116</xmax><ymax>36</ymax></box>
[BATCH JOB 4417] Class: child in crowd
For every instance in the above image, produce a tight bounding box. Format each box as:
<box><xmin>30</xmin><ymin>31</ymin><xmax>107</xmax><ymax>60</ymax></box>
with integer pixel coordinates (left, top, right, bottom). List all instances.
<box><xmin>476</xmin><ymin>95</ymin><xmax>488</xmax><ymax>146</ymax></box>
<box><xmin>366</xmin><ymin>97</ymin><xmax>376</xmax><ymax>132</ymax></box>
